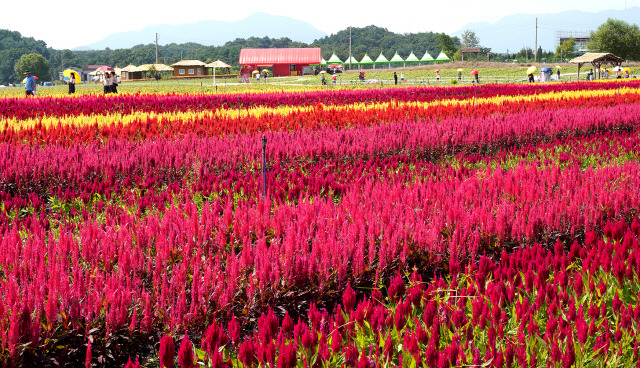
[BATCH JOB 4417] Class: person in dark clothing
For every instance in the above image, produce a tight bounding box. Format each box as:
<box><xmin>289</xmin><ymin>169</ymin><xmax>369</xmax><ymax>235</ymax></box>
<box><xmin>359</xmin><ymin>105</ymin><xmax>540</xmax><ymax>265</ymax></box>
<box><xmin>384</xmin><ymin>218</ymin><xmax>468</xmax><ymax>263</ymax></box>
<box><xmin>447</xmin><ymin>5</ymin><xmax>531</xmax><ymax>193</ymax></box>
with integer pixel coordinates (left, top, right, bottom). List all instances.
<box><xmin>528</xmin><ymin>73</ymin><xmax>534</xmax><ymax>83</ymax></box>
<box><xmin>394</xmin><ymin>72</ymin><xmax>398</xmax><ymax>85</ymax></box>
<box><xmin>556</xmin><ymin>68</ymin><xmax>560</xmax><ymax>80</ymax></box>
<box><xmin>67</xmin><ymin>73</ymin><xmax>76</xmax><ymax>94</ymax></box>
<box><xmin>587</xmin><ymin>69</ymin><xmax>594</xmax><ymax>81</ymax></box>
<box><xmin>111</xmin><ymin>72</ymin><xmax>118</xmax><ymax>94</ymax></box>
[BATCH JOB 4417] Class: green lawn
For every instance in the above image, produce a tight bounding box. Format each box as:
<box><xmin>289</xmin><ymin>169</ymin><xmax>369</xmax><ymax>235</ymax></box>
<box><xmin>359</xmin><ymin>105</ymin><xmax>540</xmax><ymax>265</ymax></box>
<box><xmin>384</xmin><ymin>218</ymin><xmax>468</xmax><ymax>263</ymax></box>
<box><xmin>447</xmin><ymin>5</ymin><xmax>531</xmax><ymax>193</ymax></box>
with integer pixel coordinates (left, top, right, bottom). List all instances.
<box><xmin>1</xmin><ymin>63</ymin><xmax>638</xmax><ymax>97</ymax></box>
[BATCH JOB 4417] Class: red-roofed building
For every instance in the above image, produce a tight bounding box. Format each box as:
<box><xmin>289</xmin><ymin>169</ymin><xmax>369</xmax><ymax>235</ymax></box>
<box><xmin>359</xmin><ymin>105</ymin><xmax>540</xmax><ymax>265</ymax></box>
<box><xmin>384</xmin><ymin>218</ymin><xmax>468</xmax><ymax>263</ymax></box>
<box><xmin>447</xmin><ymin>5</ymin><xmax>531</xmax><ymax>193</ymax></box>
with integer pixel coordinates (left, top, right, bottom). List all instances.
<box><xmin>239</xmin><ymin>48</ymin><xmax>322</xmax><ymax>77</ymax></box>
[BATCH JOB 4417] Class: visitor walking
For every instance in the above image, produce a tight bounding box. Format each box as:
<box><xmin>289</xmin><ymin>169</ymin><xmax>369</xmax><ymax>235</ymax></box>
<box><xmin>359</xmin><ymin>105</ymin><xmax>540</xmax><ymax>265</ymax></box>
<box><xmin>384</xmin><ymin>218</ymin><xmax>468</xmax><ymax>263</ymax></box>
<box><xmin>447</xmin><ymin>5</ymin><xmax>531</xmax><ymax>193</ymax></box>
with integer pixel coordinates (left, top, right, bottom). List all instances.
<box><xmin>102</xmin><ymin>72</ymin><xmax>112</xmax><ymax>94</ymax></box>
<box><xmin>67</xmin><ymin>73</ymin><xmax>75</xmax><ymax>94</ymax></box>
<box><xmin>394</xmin><ymin>72</ymin><xmax>398</xmax><ymax>85</ymax></box>
<box><xmin>24</xmin><ymin>71</ymin><xmax>36</xmax><ymax>96</ymax></box>
<box><xmin>111</xmin><ymin>72</ymin><xmax>119</xmax><ymax>94</ymax></box>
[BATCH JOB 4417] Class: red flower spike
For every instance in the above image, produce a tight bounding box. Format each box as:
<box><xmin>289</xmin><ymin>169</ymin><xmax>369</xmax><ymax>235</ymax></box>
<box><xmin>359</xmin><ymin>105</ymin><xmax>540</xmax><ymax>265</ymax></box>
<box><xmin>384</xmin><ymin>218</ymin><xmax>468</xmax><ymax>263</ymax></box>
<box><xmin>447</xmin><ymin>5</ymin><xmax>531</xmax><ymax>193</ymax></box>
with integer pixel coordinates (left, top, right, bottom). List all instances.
<box><xmin>159</xmin><ymin>335</ymin><xmax>175</xmax><ymax>368</ymax></box>
<box><xmin>178</xmin><ymin>333</ymin><xmax>195</xmax><ymax>368</ymax></box>
<box><xmin>85</xmin><ymin>339</ymin><xmax>92</xmax><ymax>368</ymax></box>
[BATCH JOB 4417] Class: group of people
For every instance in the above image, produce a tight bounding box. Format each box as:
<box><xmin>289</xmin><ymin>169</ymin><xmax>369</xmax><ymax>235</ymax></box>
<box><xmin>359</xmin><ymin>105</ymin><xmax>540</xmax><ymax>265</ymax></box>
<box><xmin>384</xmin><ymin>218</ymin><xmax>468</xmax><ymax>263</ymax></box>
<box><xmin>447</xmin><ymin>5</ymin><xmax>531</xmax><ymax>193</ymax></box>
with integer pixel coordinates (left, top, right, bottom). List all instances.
<box><xmin>255</xmin><ymin>70</ymin><xmax>268</xmax><ymax>82</ymax></box>
<box><xmin>528</xmin><ymin>68</ymin><xmax>561</xmax><ymax>83</ymax></box>
<box><xmin>320</xmin><ymin>72</ymin><xmax>339</xmax><ymax>85</ymax></box>
<box><xmin>586</xmin><ymin>67</ymin><xmax>631</xmax><ymax>81</ymax></box>
<box><xmin>100</xmin><ymin>72</ymin><xmax>120</xmax><ymax>94</ymax></box>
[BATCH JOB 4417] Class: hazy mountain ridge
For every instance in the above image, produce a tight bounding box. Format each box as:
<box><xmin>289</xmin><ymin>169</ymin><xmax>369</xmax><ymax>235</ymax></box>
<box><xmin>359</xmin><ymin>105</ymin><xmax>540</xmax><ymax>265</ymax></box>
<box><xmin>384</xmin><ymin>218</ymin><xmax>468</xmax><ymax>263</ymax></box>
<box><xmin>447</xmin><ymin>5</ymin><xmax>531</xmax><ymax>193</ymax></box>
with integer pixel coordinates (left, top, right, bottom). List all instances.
<box><xmin>75</xmin><ymin>13</ymin><xmax>326</xmax><ymax>50</ymax></box>
<box><xmin>453</xmin><ymin>7</ymin><xmax>640</xmax><ymax>52</ymax></box>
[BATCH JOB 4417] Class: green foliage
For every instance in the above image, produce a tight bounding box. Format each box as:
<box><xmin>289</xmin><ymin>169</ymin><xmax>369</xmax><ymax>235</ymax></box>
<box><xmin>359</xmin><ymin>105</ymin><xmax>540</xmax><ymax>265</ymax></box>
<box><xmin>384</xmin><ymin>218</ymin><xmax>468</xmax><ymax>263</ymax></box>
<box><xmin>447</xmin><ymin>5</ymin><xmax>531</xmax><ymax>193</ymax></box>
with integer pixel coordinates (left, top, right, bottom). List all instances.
<box><xmin>554</xmin><ymin>38</ymin><xmax>575</xmax><ymax>59</ymax></box>
<box><xmin>437</xmin><ymin>33</ymin><xmax>460</xmax><ymax>57</ymax></box>
<box><xmin>2</xmin><ymin>26</ymin><xmax>463</xmax><ymax>83</ymax></box>
<box><xmin>588</xmin><ymin>18</ymin><xmax>640</xmax><ymax>60</ymax></box>
<box><xmin>14</xmin><ymin>53</ymin><xmax>50</xmax><ymax>81</ymax></box>
<box><xmin>0</xmin><ymin>29</ymin><xmax>50</xmax><ymax>84</ymax></box>
<box><xmin>311</xmin><ymin>25</ymin><xmax>442</xmax><ymax>62</ymax></box>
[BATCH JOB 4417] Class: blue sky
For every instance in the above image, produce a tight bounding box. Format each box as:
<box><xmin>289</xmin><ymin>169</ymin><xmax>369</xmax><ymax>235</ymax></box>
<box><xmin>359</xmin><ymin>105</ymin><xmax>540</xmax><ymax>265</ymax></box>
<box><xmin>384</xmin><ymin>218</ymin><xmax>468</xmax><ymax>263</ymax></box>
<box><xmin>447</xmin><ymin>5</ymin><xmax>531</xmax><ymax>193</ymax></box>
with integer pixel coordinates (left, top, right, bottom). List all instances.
<box><xmin>4</xmin><ymin>0</ymin><xmax>636</xmax><ymax>49</ymax></box>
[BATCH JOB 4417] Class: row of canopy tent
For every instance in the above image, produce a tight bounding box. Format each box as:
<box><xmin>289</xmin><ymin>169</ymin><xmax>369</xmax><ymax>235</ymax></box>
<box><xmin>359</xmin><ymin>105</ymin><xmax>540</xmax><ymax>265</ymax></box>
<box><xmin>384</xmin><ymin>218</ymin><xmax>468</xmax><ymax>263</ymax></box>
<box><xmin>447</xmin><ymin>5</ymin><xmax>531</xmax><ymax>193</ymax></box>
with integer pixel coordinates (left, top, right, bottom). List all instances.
<box><xmin>118</xmin><ymin>60</ymin><xmax>232</xmax><ymax>81</ymax></box>
<box><xmin>319</xmin><ymin>51</ymin><xmax>451</xmax><ymax>68</ymax></box>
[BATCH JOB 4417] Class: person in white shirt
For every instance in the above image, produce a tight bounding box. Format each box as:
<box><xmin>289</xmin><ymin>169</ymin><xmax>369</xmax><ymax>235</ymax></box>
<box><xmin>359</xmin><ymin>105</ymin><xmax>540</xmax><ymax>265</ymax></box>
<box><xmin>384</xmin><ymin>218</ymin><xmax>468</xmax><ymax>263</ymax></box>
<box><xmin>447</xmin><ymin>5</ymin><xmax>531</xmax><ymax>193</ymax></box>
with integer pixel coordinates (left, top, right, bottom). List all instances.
<box><xmin>102</xmin><ymin>72</ymin><xmax>112</xmax><ymax>94</ymax></box>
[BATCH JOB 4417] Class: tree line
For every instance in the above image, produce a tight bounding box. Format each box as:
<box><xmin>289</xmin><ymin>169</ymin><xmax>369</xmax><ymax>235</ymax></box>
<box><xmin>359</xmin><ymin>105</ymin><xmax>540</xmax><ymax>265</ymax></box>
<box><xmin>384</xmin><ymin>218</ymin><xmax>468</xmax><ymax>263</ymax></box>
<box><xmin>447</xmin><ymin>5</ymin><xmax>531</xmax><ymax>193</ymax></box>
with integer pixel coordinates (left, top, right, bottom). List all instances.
<box><xmin>2</xmin><ymin>19</ymin><xmax>639</xmax><ymax>84</ymax></box>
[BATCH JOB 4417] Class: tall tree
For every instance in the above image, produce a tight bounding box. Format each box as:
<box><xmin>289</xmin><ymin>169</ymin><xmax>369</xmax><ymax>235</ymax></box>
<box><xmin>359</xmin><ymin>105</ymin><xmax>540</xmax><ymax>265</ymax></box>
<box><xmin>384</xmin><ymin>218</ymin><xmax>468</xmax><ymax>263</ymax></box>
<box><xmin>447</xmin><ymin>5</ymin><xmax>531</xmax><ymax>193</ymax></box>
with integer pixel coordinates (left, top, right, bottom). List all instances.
<box><xmin>588</xmin><ymin>18</ymin><xmax>640</xmax><ymax>60</ymax></box>
<box><xmin>438</xmin><ymin>33</ymin><xmax>459</xmax><ymax>57</ymax></box>
<box><xmin>461</xmin><ymin>30</ymin><xmax>480</xmax><ymax>48</ymax></box>
<box><xmin>0</xmin><ymin>29</ymin><xmax>50</xmax><ymax>84</ymax></box>
<box><xmin>14</xmin><ymin>53</ymin><xmax>50</xmax><ymax>81</ymax></box>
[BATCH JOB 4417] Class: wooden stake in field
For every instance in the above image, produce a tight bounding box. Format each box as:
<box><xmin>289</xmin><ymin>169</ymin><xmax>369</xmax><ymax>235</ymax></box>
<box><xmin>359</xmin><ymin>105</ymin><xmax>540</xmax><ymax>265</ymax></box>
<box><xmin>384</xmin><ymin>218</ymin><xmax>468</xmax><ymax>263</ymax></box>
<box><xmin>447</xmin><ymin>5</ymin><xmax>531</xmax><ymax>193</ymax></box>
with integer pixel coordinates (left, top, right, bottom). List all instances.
<box><xmin>262</xmin><ymin>135</ymin><xmax>267</xmax><ymax>199</ymax></box>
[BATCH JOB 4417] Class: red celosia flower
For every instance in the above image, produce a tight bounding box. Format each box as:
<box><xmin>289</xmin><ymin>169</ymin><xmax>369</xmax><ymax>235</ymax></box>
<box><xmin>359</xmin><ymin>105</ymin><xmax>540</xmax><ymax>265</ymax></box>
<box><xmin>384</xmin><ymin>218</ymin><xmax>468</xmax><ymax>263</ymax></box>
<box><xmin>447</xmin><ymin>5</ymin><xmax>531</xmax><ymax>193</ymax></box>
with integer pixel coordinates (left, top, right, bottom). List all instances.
<box><xmin>178</xmin><ymin>333</ymin><xmax>195</xmax><ymax>368</ymax></box>
<box><xmin>343</xmin><ymin>282</ymin><xmax>357</xmax><ymax>311</ymax></box>
<box><xmin>238</xmin><ymin>338</ymin><xmax>256</xmax><ymax>368</ymax></box>
<box><xmin>159</xmin><ymin>335</ymin><xmax>175</xmax><ymax>368</ymax></box>
<box><xmin>124</xmin><ymin>356</ymin><xmax>141</xmax><ymax>368</ymax></box>
<box><xmin>85</xmin><ymin>339</ymin><xmax>92</xmax><ymax>368</ymax></box>
<box><xmin>228</xmin><ymin>316</ymin><xmax>241</xmax><ymax>347</ymax></box>
<box><xmin>282</xmin><ymin>311</ymin><xmax>294</xmax><ymax>337</ymax></box>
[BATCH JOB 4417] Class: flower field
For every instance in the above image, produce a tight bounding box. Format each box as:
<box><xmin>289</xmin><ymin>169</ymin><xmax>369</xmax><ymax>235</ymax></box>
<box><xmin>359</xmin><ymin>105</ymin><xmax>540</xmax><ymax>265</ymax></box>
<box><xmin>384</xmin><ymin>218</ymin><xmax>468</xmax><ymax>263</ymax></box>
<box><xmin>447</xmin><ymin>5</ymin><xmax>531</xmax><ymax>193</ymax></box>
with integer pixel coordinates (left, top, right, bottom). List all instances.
<box><xmin>2</xmin><ymin>80</ymin><xmax>640</xmax><ymax>367</ymax></box>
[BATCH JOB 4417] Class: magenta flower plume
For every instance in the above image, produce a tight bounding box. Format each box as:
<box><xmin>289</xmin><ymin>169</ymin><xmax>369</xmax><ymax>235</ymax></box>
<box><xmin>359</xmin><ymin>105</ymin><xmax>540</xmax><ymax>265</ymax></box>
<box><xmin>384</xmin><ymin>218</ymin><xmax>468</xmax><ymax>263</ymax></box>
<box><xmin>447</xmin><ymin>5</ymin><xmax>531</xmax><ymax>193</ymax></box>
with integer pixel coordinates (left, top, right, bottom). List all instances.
<box><xmin>85</xmin><ymin>339</ymin><xmax>92</xmax><ymax>368</ymax></box>
<box><xmin>159</xmin><ymin>335</ymin><xmax>175</xmax><ymax>368</ymax></box>
<box><xmin>178</xmin><ymin>333</ymin><xmax>196</xmax><ymax>368</ymax></box>
<box><xmin>343</xmin><ymin>282</ymin><xmax>357</xmax><ymax>312</ymax></box>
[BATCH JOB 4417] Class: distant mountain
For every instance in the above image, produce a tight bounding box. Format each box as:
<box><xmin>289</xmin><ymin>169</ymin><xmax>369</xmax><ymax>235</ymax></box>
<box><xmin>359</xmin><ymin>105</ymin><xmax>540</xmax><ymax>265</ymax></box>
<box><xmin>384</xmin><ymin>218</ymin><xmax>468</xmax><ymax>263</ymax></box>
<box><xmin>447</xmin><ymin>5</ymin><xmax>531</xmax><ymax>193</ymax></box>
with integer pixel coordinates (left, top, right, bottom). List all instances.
<box><xmin>75</xmin><ymin>13</ymin><xmax>326</xmax><ymax>50</ymax></box>
<box><xmin>453</xmin><ymin>7</ymin><xmax>640</xmax><ymax>53</ymax></box>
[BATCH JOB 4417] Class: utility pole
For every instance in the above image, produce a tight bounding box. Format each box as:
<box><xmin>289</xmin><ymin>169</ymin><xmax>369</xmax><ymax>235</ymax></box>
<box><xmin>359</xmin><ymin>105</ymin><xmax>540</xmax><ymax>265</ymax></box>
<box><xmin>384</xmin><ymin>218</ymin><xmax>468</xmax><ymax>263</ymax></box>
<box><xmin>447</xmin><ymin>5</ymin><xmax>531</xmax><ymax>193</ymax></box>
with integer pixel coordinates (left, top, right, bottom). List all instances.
<box><xmin>155</xmin><ymin>33</ymin><xmax>158</xmax><ymax>64</ymax></box>
<box><xmin>181</xmin><ymin>50</ymin><xmax>183</xmax><ymax>60</ymax></box>
<box><xmin>534</xmin><ymin>17</ymin><xmax>538</xmax><ymax>62</ymax></box>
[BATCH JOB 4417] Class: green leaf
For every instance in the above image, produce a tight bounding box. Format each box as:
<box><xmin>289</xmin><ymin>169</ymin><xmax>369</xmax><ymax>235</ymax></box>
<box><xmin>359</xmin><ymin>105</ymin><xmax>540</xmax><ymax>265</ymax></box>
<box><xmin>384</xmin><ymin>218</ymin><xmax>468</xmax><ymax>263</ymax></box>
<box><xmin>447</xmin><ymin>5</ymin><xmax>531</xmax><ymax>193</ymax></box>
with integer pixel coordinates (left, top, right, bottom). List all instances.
<box><xmin>195</xmin><ymin>347</ymin><xmax>207</xmax><ymax>361</ymax></box>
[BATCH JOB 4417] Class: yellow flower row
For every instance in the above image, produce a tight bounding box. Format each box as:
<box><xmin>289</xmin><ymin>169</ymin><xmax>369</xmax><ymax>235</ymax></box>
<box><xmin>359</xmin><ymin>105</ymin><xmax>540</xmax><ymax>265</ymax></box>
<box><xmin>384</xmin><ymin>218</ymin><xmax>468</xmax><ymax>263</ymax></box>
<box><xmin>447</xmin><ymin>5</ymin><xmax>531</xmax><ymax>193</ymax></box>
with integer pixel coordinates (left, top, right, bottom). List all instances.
<box><xmin>4</xmin><ymin>87</ymin><xmax>639</xmax><ymax>130</ymax></box>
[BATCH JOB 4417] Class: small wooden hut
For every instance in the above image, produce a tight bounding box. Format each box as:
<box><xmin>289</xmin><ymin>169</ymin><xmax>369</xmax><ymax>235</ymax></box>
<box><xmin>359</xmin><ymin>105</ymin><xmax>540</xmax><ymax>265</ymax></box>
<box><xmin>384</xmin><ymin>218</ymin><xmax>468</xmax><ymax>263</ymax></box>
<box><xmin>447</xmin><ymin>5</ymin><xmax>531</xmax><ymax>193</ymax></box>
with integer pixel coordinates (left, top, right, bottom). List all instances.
<box><xmin>171</xmin><ymin>60</ymin><xmax>207</xmax><ymax>77</ymax></box>
<box><xmin>569</xmin><ymin>53</ymin><xmax>624</xmax><ymax>80</ymax></box>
